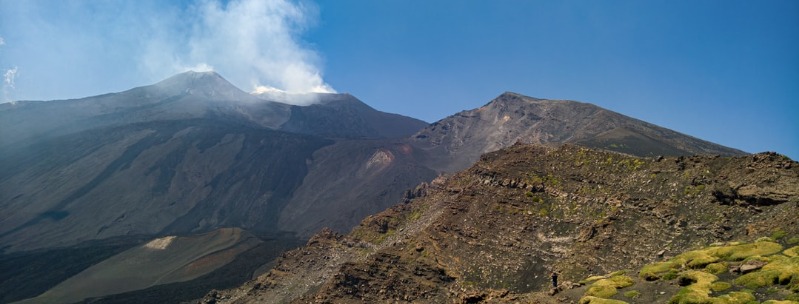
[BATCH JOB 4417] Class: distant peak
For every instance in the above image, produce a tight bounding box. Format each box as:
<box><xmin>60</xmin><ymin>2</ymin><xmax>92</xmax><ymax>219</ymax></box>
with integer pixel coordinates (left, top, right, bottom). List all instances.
<box><xmin>482</xmin><ymin>92</ymin><xmax>546</xmax><ymax>108</ymax></box>
<box><xmin>163</xmin><ymin>70</ymin><xmax>226</xmax><ymax>83</ymax></box>
<box><xmin>499</xmin><ymin>91</ymin><xmax>524</xmax><ymax>98</ymax></box>
<box><xmin>151</xmin><ymin>71</ymin><xmax>249</xmax><ymax>99</ymax></box>
<box><xmin>496</xmin><ymin>91</ymin><xmax>546</xmax><ymax>101</ymax></box>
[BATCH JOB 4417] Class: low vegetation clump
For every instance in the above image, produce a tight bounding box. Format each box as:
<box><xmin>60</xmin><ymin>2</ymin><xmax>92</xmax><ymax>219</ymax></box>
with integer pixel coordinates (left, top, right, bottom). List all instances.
<box><xmin>763</xmin><ymin>300</ymin><xmax>799</xmax><ymax>304</ymax></box>
<box><xmin>734</xmin><ymin>255</ymin><xmax>799</xmax><ymax>291</ymax></box>
<box><xmin>578</xmin><ymin>296</ymin><xmax>629</xmax><ymax>304</ymax></box>
<box><xmin>640</xmin><ymin>241</ymin><xmax>783</xmax><ymax>280</ymax></box>
<box><xmin>582</xmin><ymin>273</ymin><xmax>634</xmax><ymax>299</ymax></box>
<box><xmin>705</xmin><ymin>262</ymin><xmax>728</xmax><ymax>274</ymax></box>
<box><xmin>622</xmin><ymin>290</ymin><xmax>640</xmax><ymax>299</ymax></box>
<box><xmin>785</xmin><ymin>246</ymin><xmax>799</xmax><ymax>258</ymax></box>
<box><xmin>709</xmin><ymin>281</ymin><xmax>731</xmax><ymax>292</ymax></box>
<box><xmin>576</xmin><ymin>237</ymin><xmax>798</xmax><ymax>304</ymax></box>
<box><xmin>635</xmin><ymin>238</ymin><xmax>798</xmax><ymax>303</ymax></box>
<box><xmin>707</xmin><ymin>291</ymin><xmax>757</xmax><ymax>304</ymax></box>
<box><xmin>670</xmin><ymin>270</ymin><xmax>718</xmax><ymax>303</ymax></box>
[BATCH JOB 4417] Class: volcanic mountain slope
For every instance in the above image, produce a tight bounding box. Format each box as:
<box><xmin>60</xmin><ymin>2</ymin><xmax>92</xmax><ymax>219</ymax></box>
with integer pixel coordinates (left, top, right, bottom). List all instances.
<box><xmin>202</xmin><ymin>144</ymin><xmax>798</xmax><ymax>303</ymax></box>
<box><xmin>0</xmin><ymin>118</ymin><xmax>331</xmax><ymax>252</ymax></box>
<box><xmin>0</xmin><ymin>71</ymin><xmax>428</xmax><ymax>253</ymax></box>
<box><xmin>0</xmin><ymin>72</ymin><xmax>287</xmax><ymax>147</ymax></box>
<box><xmin>0</xmin><ymin>71</ymin><xmax>426</xmax><ymax>147</ymax></box>
<box><xmin>411</xmin><ymin>92</ymin><xmax>745</xmax><ymax>172</ymax></box>
<box><xmin>0</xmin><ymin>72</ymin><xmax>431</xmax><ymax>301</ymax></box>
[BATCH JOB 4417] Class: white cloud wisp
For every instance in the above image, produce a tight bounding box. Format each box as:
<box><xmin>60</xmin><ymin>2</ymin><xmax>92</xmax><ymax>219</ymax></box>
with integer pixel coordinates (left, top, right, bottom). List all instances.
<box><xmin>141</xmin><ymin>0</ymin><xmax>335</xmax><ymax>104</ymax></box>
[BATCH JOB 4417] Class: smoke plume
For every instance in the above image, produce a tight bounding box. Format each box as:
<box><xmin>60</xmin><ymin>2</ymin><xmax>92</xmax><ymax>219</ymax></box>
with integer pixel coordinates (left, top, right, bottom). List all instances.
<box><xmin>2</xmin><ymin>66</ymin><xmax>16</xmax><ymax>103</ymax></box>
<box><xmin>0</xmin><ymin>0</ymin><xmax>334</xmax><ymax>104</ymax></box>
<box><xmin>141</xmin><ymin>0</ymin><xmax>335</xmax><ymax>104</ymax></box>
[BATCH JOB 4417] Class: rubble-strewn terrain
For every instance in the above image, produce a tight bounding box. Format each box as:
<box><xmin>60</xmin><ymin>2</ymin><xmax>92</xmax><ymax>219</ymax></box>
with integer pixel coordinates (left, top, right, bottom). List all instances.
<box><xmin>202</xmin><ymin>144</ymin><xmax>798</xmax><ymax>303</ymax></box>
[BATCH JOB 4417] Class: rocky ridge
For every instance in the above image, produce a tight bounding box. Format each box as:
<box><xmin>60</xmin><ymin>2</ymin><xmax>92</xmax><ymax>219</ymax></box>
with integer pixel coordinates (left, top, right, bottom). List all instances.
<box><xmin>201</xmin><ymin>144</ymin><xmax>798</xmax><ymax>303</ymax></box>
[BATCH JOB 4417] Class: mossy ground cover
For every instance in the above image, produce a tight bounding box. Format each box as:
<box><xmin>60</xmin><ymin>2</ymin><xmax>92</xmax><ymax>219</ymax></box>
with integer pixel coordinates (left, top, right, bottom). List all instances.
<box><xmin>578</xmin><ymin>237</ymin><xmax>799</xmax><ymax>303</ymax></box>
<box><xmin>585</xmin><ymin>274</ymin><xmax>634</xmax><ymax>298</ymax></box>
<box><xmin>639</xmin><ymin>240</ymin><xmax>783</xmax><ymax>280</ymax></box>
<box><xmin>579</xmin><ymin>296</ymin><xmax>630</xmax><ymax>304</ymax></box>
<box><xmin>734</xmin><ymin>255</ymin><xmax>799</xmax><ymax>291</ymax></box>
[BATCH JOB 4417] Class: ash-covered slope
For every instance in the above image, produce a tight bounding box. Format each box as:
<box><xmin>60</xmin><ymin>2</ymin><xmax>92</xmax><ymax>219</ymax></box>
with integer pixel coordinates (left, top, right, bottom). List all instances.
<box><xmin>412</xmin><ymin>92</ymin><xmax>745</xmax><ymax>172</ymax></box>
<box><xmin>203</xmin><ymin>144</ymin><xmax>798</xmax><ymax>303</ymax></box>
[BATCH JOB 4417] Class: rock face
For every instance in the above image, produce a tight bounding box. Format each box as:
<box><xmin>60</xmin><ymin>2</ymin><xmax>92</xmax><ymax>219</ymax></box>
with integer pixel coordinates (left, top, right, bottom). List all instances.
<box><xmin>411</xmin><ymin>92</ymin><xmax>745</xmax><ymax>172</ymax></box>
<box><xmin>204</xmin><ymin>144</ymin><xmax>798</xmax><ymax>303</ymax></box>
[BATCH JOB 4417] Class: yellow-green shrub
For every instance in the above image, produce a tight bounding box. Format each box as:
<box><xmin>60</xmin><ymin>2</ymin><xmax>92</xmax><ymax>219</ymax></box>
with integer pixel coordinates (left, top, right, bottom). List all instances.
<box><xmin>585</xmin><ymin>275</ymin><xmax>634</xmax><ymax>298</ymax></box>
<box><xmin>579</xmin><ymin>296</ymin><xmax>629</xmax><ymax>304</ymax></box>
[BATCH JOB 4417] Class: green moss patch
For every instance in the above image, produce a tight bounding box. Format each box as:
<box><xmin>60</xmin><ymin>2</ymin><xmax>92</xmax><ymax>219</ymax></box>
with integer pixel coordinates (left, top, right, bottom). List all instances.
<box><xmin>762</xmin><ymin>300</ymin><xmax>799</xmax><ymax>304</ymax></box>
<box><xmin>710</xmin><ymin>281</ymin><xmax>731</xmax><ymax>292</ymax></box>
<box><xmin>593</xmin><ymin>237</ymin><xmax>799</xmax><ymax>304</ymax></box>
<box><xmin>705</xmin><ymin>262</ymin><xmax>727</xmax><ymax>274</ymax></box>
<box><xmin>640</xmin><ymin>241</ymin><xmax>783</xmax><ymax>280</ymax></box>
<box><xmin>585</xmin><ymin>275</ymin><xmax>634</xmax><ymax>298</ymax></box>
<box><xmin>784</xmin><ymin>246</ymin><xmax>799</xmax><ymax>258</ymax></box>
<box><xmin>578</xmin><ymin>296</ymin><xmax>629</xmax><ymax>304</ymax></box>
<box><xmin>734</xmin><ymin>256</ymin><xmax>799</xmax><ymax>290</ymax></box>
<box><xmin>669</xmin><ymin>270</ymin><xmax>718</xmax><ymax>304</ymax></box>
<box><xmin>710</xmin><ymin>291</ymin><xmax>756</xmax><ymax>304</ymax></box>
<box><xmin>772</xmin><ymin>229</ymin><xmax>788</xmax><ymax>240</ymax></box>
<box><xmin>579</xmin><ymin>275</ymin><xmax>608</xmax><ymax>285</ymax></box>
<box><xmin>622</xmin><ymin>290</ymin><xmax>640</xmax><ymax>299</ymax></box>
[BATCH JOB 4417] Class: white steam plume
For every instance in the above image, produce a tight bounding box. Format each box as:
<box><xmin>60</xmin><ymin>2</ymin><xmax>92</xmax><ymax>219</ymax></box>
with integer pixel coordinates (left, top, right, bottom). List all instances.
<box><xmin>3</xmin><ymin>67</ymin><xmax>17</xmax><ymax>88</ymax></box>
<box><xmin>0</xmin><ymin>37</ymin><xmax>5</xmax><ymax>46</ymax></box>
<box><xmin>141</xmin><ymin>0</ymin><xmax>335</xmax><ymax>105</ymax></box>
<box><xmin>3</xmin><ymin>67</ymin><xmax>18</xmax><ymax>103</ymax></box>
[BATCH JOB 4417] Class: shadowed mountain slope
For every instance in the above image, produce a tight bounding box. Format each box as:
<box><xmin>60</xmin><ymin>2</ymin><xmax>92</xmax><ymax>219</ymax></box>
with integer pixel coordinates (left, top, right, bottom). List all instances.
<box><xmin>278</xmin><ymin>93</ymin><xmax>429</xmax><ymax>139</ymax></box>
<box><xmin>202</xmin><ymin>144</ymin><xmax>797</xmax><ymax>303</ymax></box>
<box><xmin>0</xmin><ymin>118</ymin><xmax>331</xmax><ymax>252</ymax></box>
<box><xmin>412</xmin><ymin>92</ymin><xmax>745</xmax><ymax>172</ymax></box>
<box><xmin>18</xmin><ymin>228</ymin><xmax>260</xmax><ymax>304</ymax></box>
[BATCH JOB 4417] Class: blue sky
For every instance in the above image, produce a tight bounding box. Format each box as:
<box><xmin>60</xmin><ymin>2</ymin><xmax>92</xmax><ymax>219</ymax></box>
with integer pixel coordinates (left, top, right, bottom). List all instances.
<box><xmin>1</xmin><ymin>0</ymin><xmax>797</xmax><ymax>159</ymax></box>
